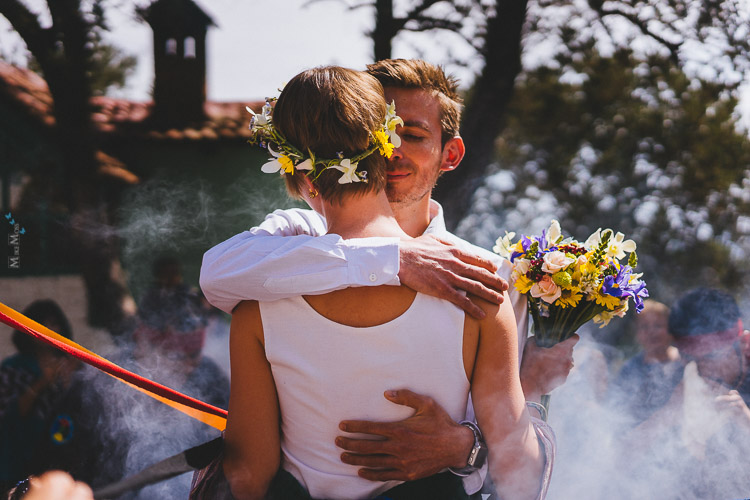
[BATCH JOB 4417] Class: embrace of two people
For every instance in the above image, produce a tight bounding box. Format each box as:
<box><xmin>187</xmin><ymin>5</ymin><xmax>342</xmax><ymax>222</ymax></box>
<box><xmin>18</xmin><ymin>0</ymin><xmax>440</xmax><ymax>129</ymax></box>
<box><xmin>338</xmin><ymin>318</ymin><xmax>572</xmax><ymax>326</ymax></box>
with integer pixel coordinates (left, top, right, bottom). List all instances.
<box><xmin>199</xmin><ymin>59</ymin><xmax>578</xmax><ymax>500</ymax></box>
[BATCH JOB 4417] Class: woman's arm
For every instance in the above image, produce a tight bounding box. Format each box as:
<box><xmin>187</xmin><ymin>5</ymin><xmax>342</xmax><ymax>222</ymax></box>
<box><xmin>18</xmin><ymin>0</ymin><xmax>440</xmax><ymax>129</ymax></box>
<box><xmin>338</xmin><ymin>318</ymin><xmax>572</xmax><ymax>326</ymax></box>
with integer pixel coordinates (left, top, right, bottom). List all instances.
<box><xmin>470</xmin><ymin>292</ymin><xmax>545</xmax><ymax>500</ymax></box>
<box><xmin>223</xmin><ymin>300</ymin><xmax>281</xmax><ymax>500</ymax></box>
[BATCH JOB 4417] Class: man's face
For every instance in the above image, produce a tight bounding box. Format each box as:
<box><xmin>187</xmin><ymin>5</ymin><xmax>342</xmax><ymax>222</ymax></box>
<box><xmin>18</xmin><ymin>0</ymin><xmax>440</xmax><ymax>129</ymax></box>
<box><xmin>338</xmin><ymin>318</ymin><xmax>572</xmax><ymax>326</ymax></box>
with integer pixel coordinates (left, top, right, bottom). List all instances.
<box><xmin>383</xmin><ymin>87</ymin><xmax>449</xmax><ymax>208</ymax></box>
<box><xmin>635</xmin><ymin>311</ymin><xmax>671</xmax><ymax>351</ymax></box>
<box><xmin>675</xmin><ymin>321</ymin><xmax>745</xmax><ymax>387</ymax></box>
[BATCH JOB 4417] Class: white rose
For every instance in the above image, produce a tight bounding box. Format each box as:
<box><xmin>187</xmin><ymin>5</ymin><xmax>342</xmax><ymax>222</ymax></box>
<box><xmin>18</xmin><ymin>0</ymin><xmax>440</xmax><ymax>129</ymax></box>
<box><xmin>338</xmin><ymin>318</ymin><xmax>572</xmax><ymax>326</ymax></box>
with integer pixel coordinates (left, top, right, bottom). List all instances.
<box><xmin>541</xmin><ymin>251</ymin><xmax>574</xmax><ymax>274</ymax></box>
<box><xmin>530</xmin><ymin>275</ymin><xmax>562</xmax><ymax>304</ymax></box>
<box><xmin>514</xmin><ymin>258</ymin><xmax>531</xmax><ymax>275</ymax></box>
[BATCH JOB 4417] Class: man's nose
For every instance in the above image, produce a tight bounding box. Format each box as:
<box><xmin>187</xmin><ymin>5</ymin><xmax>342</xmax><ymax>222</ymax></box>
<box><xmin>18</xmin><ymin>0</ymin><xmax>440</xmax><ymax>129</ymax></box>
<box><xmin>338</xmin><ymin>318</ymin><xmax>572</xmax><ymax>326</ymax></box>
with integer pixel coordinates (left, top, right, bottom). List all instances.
<box><xmin>388</xmin><ymin>143</ymin><xmax>403</xmax><ymax>162</ymax></box>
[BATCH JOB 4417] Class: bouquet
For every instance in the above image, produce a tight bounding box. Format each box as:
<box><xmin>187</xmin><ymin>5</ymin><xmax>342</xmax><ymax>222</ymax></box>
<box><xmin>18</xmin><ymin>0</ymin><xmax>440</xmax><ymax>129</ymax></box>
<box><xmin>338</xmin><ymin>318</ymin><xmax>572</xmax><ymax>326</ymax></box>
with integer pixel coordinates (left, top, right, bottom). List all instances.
<box><xmin>494</xmin><ymin>220</ymin><xmax>649</xmax><ymax>348</ymax></box>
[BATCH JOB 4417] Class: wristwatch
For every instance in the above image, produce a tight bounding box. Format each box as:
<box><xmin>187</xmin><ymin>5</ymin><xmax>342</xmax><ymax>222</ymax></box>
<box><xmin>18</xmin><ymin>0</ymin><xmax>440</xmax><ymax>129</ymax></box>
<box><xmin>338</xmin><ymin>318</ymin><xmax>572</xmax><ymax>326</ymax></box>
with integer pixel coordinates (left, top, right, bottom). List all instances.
<box><xmin>449</xmin><ymin>420</ymin><xmax>488</xmax><ymax>477</ymax></box>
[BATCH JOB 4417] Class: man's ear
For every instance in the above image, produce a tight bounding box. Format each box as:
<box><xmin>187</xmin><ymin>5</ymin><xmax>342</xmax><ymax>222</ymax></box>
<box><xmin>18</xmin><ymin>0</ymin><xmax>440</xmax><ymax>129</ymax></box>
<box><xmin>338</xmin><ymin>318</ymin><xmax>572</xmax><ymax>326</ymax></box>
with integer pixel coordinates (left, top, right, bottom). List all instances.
<box><xmin>738</xmin><ymin>320</ymin><xmax>750</xmax><ymax>357</ymax></box>
<box><xmin>439</xmin><ymin>136</ymin><xmax>465</xmax><ymax>172</ymax></box>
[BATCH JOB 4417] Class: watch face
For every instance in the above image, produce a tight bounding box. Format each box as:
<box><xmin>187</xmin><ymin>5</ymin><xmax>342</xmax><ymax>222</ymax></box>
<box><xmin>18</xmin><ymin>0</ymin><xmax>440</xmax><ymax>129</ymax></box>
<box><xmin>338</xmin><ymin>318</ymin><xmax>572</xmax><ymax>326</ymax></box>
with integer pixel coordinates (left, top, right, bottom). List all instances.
<box><xmin>473</xmin><ymin>444</ymin><xmax>488</xmax><ymax>468</ymax></box>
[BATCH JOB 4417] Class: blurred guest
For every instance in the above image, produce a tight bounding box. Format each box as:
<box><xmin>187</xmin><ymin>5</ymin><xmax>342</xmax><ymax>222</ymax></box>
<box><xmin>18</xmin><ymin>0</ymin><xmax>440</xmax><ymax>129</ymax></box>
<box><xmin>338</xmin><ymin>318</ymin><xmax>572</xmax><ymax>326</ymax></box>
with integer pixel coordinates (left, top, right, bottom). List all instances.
<box><xmin>119</xmin><ymin>257</ymin><xmax>228</xmax><ymax>500</ymax></box>
<box><xmin>669</xmin><ymin>288</ymin><xmax>750</xmax><ymax>416</ymax></box>
<box><xmin>132</xmin><ymin>256</ymin><xmax>228</xmax><ymax>408</ymax></box>
<box><xmin>620</xmin><ymin>288</ymin><xmax>750</xmax><ymax>499</ymax></box>
<box><xmin>0</xmin><ymin>300</ymin><xmax>81</xmax><ymax>493</ymax></box>
<box><xmin>609</xmin><ymin>300</ymin><xmax>683</xmax><ymax>424</ymax></box>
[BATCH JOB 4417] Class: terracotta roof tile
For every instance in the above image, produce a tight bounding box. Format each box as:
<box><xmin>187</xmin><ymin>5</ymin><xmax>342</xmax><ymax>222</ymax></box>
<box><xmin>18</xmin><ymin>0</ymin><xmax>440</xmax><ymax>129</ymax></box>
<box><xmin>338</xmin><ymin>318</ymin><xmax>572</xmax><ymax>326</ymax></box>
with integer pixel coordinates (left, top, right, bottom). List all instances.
<box><xmin>0</xmin><ymin>63</ymin><xmax>53</xmax><ymax>127</ymax></box>
<box><xmin>0</xmin><ymin>61</ymin><xmax>261</xmax><ymax>142</ymax></box>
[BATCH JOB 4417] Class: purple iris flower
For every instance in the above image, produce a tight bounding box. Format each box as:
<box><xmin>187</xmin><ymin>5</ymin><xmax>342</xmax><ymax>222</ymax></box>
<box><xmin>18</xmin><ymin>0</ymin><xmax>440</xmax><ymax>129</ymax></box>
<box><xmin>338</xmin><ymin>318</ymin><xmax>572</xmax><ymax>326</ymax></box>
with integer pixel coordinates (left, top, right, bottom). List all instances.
<box><xmin>510</xmin><ymin>236</ymin><xmax>535</xmax><ymax>262</ymax></box>
<box><xmin>601</xmin><ymin>265</ymin><xmax>649</xmax><ymax>312</ymax></box>
<box><xmin>536</xmin><ymin>229</ymin><xmax>548</xmax><ymax>250</ymax></box>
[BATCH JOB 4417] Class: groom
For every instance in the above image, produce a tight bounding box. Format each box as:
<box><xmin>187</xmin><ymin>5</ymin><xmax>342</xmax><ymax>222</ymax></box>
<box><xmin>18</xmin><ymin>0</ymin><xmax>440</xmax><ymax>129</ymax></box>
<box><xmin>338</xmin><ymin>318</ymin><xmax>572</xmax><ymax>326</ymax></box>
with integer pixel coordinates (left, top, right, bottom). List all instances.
<box><xmin>200</xmin><ymin>59</ymin><xmax>576</xmax><ymax>497</ymax></box>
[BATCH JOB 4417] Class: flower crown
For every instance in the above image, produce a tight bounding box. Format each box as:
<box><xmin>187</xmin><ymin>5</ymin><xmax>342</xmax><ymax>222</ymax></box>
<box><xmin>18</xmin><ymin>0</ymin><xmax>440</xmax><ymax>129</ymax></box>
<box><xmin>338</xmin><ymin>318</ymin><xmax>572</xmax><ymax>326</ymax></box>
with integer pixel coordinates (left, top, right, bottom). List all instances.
<box><xmin>247</xmin><ymin>98</ymin><xmax>403</xmax><ymax>184</ymax></box>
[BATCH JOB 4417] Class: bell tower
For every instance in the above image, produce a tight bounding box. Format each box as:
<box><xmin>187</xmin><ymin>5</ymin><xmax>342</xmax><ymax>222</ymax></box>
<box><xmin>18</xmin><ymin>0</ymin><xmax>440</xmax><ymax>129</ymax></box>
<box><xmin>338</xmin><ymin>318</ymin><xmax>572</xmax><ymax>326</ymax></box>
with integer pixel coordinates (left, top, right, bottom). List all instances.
<box><xmin>140</xmin><ymin>0</ymin><xmax>215</xmax><ymax>126</ymax></box>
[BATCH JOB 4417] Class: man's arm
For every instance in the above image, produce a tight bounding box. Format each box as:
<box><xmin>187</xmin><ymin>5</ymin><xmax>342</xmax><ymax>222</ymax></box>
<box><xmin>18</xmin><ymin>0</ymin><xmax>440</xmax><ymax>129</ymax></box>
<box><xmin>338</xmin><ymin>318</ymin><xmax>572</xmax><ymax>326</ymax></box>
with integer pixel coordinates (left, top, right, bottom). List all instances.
<box><xmin>200</xmin><ymin>209</ymin><xmax>508</xmax><ymax>316</ymax></box>
<box><xmin>200</xmin><ymin>208</ymin><xmax>400</xmax><ymax>313</ymax></box>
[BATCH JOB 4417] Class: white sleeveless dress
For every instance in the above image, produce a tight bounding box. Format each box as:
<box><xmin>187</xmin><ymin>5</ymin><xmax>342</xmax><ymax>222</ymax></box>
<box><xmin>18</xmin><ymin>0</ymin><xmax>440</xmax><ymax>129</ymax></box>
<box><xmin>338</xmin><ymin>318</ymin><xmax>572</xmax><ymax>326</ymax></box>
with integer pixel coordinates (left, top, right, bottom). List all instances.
<box><xmin>259</xmin><ymin>292</ymin><xmax>470</xmax><ymax>500</ymax></box>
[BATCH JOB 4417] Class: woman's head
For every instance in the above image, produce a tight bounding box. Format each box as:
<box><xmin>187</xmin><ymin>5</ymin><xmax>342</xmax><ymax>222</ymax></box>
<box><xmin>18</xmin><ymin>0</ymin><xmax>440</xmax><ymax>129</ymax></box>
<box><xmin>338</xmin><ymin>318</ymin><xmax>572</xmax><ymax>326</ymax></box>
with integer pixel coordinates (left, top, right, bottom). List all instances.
<box><xmin>13</xmin><ymin>299</ymin><xmax>73</xmax><ymax>356</ymax></box>
<box><xmin>273</xmin><ymin>66</ymin><xmax>388</xmax><ymax>203</ymax></box>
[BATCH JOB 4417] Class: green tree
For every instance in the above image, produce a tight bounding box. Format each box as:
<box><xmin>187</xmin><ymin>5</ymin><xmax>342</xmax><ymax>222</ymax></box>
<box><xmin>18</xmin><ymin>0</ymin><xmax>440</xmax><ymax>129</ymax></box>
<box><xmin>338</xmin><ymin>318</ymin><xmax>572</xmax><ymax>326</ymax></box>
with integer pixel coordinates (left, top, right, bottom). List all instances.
<box><xmin>458</xmin><ymin>46</ymin><xmax>750</xmax><ymax>300</ymax></box>
<box><xmin>27</xmin><ymin>30</ymin><xmax>137</xmax><ymax>96</ymax></box>
<box><xmin>321</xmin><ymin>0</ymin><xmax>750</xmax><ymax>229</ymax></box>
<box><xmin>1</xmin><ymin>0</ymin><xmax>135</xmax><ymax>330</ymax></box>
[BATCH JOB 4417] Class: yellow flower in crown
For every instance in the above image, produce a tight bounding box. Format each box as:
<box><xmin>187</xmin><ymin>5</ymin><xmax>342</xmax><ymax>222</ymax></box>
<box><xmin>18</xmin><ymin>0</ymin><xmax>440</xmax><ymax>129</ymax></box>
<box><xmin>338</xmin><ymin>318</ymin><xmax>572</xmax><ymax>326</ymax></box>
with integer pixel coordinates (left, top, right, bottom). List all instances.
<box><xmin>374</xmin><ymin>130</ymin><xmax>394</xmax><ymax>158</ymax></box>
<box><xmin>261</xmin><ymin>149</ymin><xmax>296</xmax><ymax>175</ymax></box>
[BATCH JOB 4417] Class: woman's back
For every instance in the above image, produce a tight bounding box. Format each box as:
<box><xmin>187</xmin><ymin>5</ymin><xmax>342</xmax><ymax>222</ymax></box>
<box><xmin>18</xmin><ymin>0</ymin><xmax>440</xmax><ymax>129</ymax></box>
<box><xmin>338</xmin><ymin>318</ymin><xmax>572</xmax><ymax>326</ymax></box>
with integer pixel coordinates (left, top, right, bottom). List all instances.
<box><xmin>259</xmin><ymin>289</ymin><xmax>470</xmax><ymax>499</ymax></box>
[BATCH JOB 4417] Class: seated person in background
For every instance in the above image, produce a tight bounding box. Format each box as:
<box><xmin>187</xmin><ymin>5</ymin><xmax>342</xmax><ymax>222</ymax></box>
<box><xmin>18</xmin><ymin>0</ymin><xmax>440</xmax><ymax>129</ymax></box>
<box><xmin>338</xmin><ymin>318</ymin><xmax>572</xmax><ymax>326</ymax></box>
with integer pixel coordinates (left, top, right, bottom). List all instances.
<box><xmin>0</xmin><ymin>300</ymin><xmax>81</xmax><ymax>494</ymax></box>
<box><xmin>609</xmin><ymin>299</ymin><xmax>682</xmax><ymax>424</ymax></box>
<box><xmin>132</xmin><ymin>256</ymin><xmax>228</xmax><ymax>408</ymax></box>
<box><xmin>669</xmin><ymin>288</ymin><xmax>750</xmax><ymax>414</ymax></box>
<box><xmin>223</xmin><ymin>66</ymin><xmax>545</xmax><ymax>500</ymax></box>
<box><xmin>622</xmin><ymin>288</ymin><xmax>750</xmax><ymax>499</ymax></box>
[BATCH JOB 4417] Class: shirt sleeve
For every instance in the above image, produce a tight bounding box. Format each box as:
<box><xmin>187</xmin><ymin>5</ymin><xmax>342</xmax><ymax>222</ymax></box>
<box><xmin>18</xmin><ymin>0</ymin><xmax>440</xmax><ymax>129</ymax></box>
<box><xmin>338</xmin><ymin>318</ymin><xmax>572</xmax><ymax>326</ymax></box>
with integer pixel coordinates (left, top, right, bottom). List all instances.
<box><xmin>531</xmin><ymin>416</ymin><xmax>556</xmax><ymax>500</ymax></box>
<box><xmin>199</xmin><ymin>209</ymin><xmax>401</xmax><ymax>313</ymax></box>
<box><xmin>460</xmin><ymin>417</ymin><xmax>555</xmax><ymax>498</ymax></box>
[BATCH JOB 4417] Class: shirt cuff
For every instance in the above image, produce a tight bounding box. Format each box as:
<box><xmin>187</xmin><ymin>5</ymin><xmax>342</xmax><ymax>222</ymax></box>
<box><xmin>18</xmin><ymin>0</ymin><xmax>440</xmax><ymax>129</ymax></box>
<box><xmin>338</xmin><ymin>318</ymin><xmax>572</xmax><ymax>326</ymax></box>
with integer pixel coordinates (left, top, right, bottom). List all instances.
<box><xmin>461</xmin><ymin>462</ymin><xmax>487</xmax><ymax>495</ymax></box>
<box><xmin>343</xmin><ymin>237</ymin><xmax>400</xmax><ymax>286</ymax></box>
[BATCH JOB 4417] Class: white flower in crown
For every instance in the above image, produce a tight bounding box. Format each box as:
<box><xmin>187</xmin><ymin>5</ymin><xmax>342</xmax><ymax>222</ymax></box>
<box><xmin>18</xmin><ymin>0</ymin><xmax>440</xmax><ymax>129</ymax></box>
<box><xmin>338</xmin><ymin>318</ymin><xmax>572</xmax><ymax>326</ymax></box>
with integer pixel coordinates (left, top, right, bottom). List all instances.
<box><xmin>296</xmin><ymin>159</ymin><xmax>313</xmax><ymax>171</ymax></box>
<box><xmin>247</xmin><ymin>105</ymin><xmax>270</xmax><ymax>131</ymax></box>
<box><xmin>261</xmin><ymin>146</ymin><xmax>295</xmax><ymax>175</ymax></box>
<box><xmin>385</xmin><ymin>100</ymin><xmax>403</xmax><ymax>148</ymax></box>
<box><xmin>330</xmin><ymin>159</ymin><xmax>362</xmax><ymax>184</ymax></box>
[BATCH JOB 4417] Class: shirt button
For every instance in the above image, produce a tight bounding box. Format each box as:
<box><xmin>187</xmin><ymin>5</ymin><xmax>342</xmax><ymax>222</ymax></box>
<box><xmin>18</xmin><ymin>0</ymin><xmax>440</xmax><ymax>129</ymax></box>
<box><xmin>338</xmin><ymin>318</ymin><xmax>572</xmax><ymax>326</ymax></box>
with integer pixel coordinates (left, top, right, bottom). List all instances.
<box><xmin>369</xmin><ymin>273</ymin><xmax>377</xmax><ymax>282</ymax></box>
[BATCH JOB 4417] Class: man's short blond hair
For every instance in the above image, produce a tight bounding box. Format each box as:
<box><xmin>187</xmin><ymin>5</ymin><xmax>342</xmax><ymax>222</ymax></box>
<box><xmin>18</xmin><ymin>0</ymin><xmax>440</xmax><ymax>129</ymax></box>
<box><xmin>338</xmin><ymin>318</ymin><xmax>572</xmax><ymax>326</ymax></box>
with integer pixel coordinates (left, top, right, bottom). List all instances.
<box><xmin>367</xmin><ymin>59</ymin><xmax>462</xmax><ymax>145</ymax></box>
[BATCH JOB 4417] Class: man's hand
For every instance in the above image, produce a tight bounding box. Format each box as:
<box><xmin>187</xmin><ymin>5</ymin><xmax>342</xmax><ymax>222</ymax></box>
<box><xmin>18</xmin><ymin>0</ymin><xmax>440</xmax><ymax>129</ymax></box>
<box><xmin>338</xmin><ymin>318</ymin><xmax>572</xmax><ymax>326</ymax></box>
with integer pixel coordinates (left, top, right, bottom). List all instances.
<box><xmin>399</xmin><ymin>235</ymin><xmax>509</xmax><ymax>319</ymax></box>
<box><xmin>336</xmin><ymin>389</ymin><xmax>474</xmax><ymax>482</ymax></box>
<box><xmin>520</xmin><ymin>334</ymin><xmax>579</xmax><ymax>402</ymax></box>
<box><xmin>716</xmin><ymin>390</ymin><xmax>750</xmax><ymax>428</ymax></box>
<box><xmin>22</xmin><ymin>471</ymin><xmax>94</xmax><ymax>500</ymax></box>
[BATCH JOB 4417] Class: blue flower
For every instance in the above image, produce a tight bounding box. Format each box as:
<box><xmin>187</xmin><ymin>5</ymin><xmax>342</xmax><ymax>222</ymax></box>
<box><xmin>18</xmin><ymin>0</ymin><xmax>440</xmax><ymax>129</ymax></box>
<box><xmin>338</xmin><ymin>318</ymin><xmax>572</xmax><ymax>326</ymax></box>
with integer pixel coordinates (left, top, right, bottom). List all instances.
<box><xmin>601</xmin><ymin>265</ymin><xmax>649</xmax><ymax>312</ymax></box>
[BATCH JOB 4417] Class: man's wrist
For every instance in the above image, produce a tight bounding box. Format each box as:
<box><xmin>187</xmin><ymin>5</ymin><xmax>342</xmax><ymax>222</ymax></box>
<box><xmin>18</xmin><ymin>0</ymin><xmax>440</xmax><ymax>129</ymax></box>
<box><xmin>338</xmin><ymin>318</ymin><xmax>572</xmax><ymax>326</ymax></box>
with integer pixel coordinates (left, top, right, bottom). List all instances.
<box><xmin>449</xmin><ymin>421</ymin><xmax>488</xmax><ymax>476</ymax></box>
<box><xmin>450</xmin><ymin>421</ymin><xmax>475</xmax><ymax>469</ymax></box>
<box><xmin>521</xmin><ymin>376</ymin><xmax>543</xmax><ymax>404</ymax></box>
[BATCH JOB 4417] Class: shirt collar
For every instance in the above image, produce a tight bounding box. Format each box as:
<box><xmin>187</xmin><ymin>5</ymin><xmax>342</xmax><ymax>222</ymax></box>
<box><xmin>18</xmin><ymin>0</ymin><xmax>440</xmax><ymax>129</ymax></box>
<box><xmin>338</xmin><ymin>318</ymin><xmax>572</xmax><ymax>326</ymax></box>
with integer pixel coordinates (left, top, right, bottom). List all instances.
<box><xmin>425</xmin><ymin>199</ymin><xmax>446</xmax><ymax>235</ymax></box>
